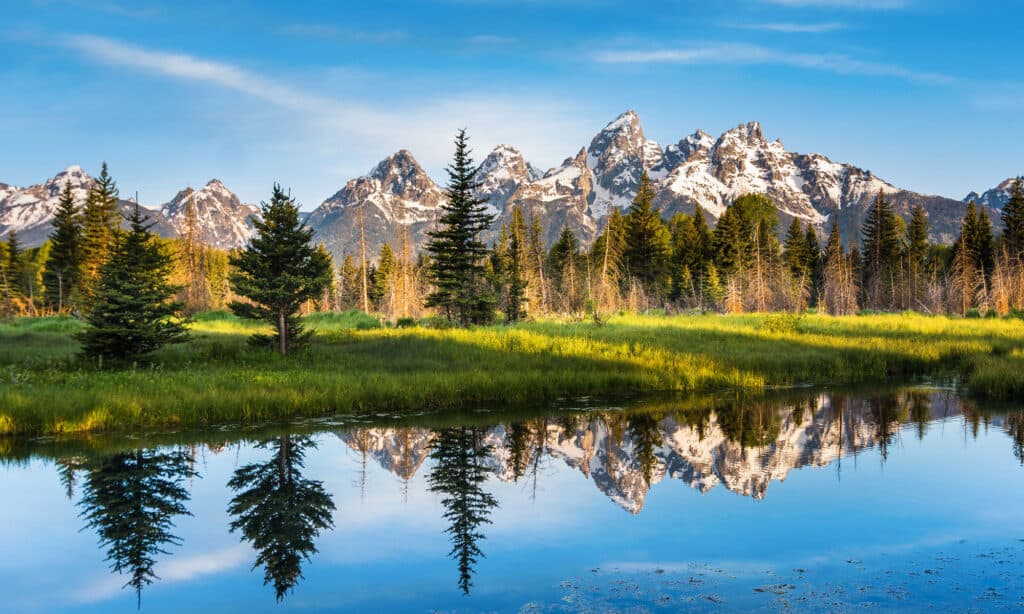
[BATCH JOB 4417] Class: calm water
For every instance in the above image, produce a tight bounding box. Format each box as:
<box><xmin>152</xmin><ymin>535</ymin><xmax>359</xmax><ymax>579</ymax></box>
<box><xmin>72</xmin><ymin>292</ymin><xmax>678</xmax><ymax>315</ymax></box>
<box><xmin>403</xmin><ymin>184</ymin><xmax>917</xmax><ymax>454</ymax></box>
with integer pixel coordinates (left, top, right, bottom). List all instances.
<box><xmin>2</xmin><ymin>388</ymin><xmax>1024</xmax><ymax>612</ymax></box>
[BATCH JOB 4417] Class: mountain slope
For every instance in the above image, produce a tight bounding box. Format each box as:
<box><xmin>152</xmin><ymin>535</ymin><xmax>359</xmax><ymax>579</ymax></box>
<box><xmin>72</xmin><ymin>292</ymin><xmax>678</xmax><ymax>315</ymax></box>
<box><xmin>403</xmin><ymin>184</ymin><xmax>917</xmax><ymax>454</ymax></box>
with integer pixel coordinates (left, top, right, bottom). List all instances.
<box><xmin>0</xmin><ymin>166</ymin><xmax>174</xmax><ymax>245</ymax></box>
<box><xmin>158</xmin><ymin>179</ymin><xmax>259</xmax><ymax>249</ymax></box>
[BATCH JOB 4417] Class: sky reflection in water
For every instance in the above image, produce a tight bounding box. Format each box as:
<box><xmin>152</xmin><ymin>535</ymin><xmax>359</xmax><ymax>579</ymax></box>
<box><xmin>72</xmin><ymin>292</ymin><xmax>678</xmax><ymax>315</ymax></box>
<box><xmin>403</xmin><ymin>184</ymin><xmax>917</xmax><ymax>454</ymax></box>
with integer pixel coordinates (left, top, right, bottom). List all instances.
<box><xmin>1</xmin><ymin>387</ymin><xmax>1023</xmax><ymax>612</ymax></box>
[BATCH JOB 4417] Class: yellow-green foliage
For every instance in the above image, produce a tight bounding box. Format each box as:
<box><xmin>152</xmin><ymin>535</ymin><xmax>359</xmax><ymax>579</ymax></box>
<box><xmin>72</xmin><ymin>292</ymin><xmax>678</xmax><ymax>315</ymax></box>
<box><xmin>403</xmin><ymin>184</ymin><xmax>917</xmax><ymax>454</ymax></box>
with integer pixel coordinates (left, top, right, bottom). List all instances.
<box><xmin>1</xmin><ymin>311</ymin><xmax>1022</xmax><ymax>436</ymax></box>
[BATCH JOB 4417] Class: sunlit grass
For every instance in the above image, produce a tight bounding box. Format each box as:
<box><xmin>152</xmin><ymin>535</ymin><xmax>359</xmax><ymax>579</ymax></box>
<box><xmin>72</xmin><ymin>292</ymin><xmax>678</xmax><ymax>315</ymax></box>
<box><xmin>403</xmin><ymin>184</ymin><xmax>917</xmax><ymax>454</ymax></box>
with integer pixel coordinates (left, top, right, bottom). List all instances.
<box><xmin>1</xmin><ymin>310</ymin><xmax>1022</xmax><ymax>435</ymax></box>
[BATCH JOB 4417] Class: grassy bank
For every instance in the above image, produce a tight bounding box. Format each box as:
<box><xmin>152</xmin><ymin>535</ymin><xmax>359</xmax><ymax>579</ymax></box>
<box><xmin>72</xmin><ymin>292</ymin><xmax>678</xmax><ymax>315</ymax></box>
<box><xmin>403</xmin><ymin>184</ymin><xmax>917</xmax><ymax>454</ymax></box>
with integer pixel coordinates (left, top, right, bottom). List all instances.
<box><xmin>1</xmin><ymin>310</ymin><xmax>1022</xmax><ymax>435</ymax></box>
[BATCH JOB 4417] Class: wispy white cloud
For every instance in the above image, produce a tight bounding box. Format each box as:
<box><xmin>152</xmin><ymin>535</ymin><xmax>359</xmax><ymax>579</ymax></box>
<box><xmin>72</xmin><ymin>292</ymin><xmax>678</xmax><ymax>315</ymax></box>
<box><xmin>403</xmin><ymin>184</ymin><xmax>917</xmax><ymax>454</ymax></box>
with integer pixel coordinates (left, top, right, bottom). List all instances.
<box><xmin>593</xmin><ymin>43</ymin><xmax>952</xmax><ymax>85</ymax></box>
<box><xmin>727</xmin><ymin>21</ymin><xmax>846</xmax><ymax>33</ymax></box>
<box><xmin>760</xmin><ymin>0</ymin><xmax>908</xmax><ymax>8</ymax></box>
<box><xmin>57</xmin><ymin>34</ymin><xmax>593</xmax><ymax>181</ymax></box>
<box><xmin>284</xmin><ymin>24</ymin><xmax>408</xmax><ymax>44</ymax></box>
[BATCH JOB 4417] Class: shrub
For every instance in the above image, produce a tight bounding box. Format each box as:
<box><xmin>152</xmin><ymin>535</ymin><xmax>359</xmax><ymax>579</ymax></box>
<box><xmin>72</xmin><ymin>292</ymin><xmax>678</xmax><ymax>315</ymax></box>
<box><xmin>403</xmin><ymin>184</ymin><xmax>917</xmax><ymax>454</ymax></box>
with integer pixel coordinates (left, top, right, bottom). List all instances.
<box><xmin>760</xmin><ymin>312</ymin><xmax>804</xmax><ymax>334</ymax></box>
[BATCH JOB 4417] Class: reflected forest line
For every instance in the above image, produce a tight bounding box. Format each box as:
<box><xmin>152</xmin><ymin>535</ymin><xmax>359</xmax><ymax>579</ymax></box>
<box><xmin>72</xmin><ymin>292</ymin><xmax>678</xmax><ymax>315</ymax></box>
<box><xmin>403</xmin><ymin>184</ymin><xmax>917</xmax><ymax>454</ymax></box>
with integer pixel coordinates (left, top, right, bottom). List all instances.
<box><xmin>13</xmin><ymin>388</ymin><xmax>1024</xmax><ymax>604</ymax></box>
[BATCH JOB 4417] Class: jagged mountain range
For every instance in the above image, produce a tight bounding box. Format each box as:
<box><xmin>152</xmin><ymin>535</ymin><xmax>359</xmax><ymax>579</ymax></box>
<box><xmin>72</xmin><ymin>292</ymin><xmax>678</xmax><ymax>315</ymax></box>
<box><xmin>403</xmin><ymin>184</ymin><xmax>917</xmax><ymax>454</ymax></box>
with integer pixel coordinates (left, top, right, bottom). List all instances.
<box><xmin>1</xmin><ymin>112</ymin><xmax>1018</xmax><ymax>263</ymax></box>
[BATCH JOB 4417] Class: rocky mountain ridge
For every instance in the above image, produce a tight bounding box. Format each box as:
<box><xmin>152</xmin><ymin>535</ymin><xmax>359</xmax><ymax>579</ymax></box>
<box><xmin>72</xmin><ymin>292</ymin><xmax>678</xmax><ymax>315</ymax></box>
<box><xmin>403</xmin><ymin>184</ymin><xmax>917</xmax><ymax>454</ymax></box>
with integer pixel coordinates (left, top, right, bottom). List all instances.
<box><xmin>2</xmin><ymin>115</ymin><xmax>1018</xmax><ymax>263</ymax></box>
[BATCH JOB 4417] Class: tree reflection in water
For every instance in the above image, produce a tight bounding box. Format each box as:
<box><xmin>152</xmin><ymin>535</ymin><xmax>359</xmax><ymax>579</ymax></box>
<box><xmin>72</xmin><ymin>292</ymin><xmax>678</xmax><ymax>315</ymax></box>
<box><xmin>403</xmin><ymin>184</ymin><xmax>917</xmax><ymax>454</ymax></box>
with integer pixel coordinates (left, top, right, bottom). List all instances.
<box><xmin>78</xmin><ymin>447</ymin><xmax>196</xmax><ymax>608</ymax></box>
<box><xmin>427</xmin><ymin>426</ymin><xmax>499</xmax><ymax>595</ymax></box>
<box><xmin>227</xmin><ymin>435</ymin><xmax>335</xmax><ymax>601</ymax></box>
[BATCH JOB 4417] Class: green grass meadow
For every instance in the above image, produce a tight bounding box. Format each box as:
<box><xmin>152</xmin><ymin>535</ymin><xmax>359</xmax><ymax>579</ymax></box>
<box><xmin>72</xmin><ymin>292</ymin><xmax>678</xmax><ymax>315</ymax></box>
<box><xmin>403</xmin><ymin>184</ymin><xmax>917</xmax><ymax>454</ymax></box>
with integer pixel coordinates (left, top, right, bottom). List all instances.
<box><xmin>1</xmin><ymin>310</ymin><xmax>1022</xmax><ymax>435</ymax></box>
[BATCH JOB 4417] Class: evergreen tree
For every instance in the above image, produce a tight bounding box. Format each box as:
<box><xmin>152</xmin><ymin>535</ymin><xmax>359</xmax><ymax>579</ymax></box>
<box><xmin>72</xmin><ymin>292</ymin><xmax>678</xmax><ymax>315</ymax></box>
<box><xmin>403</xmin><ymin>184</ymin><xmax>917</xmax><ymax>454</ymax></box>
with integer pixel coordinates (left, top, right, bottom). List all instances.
<box><xmin>783</xmin><ymin>219</ymin><xmax>808</xmax><ymax>279</ymax></box>
<box><xmin>371</xmin><ymin>243</ymin><xmax>396</xmax><ymax>312</ymax></box>
<box><xmin>547</xmin><ymin>225</ymin><xmax>582</xmax><ymax>311</ymax></box>
<box><xmin>823</xmin><ymin>222</ymin><xmax>858</xmax><ymax>315</ymax></box>
<box><xmin>228</xmin><ymin>436</ymin><xmax>335</xmax><ymax>602</ymax></box>
<box><xmin>702</xmin><ymin>263</ymin><xmax>725</xmax><ymax>311</ymax></box>
<box><xmin>79</xmin><ymin>448</ymin><xmax>196</xmax><ymax>607</ymax></box>
<box><xmin>77</xmin><ymin>205</ymin><xmax>188</xmax><ymax>363</ymax></box>
<box><xmin>860</xmin><ymin>191</ymin><xmax>902</xmax><ymax>309</ymax></box>
<box><xmin>668</xmin><ymin>213</ymin><xmax>705</xmax><ymax>302</ymax></box>
<box><xmin>501</xmin><ymin>207</ymin><xmax>528</xmax><ymax>322</ymax></box>
<box><xmin>1000</xmin><ymin>178</ymin><xmax>1024</xmax><ymax>259</ymax></box>
<box><xmin>5</xmin><ymin>229</ymin><xmax>23</xmax><ymax>296</ymax></box>
<box><xmin>229</xmin><ymin>184</ymin><xmax>332</xmax><ymax>355</ymax></box>
<box><xmin>44</xmin><ymin>180</ymin><xmax>84</xmax><ymax>311</ymax></box>
<box><xmin>622</xmin><ymin>173</ymin><xmax>672</xmax><ymax>297</ymax></box>
<box><xmin>79</xmin><ymin>162</ymin><xmax>122</xmax><ymax>306</ymax></box>
<box><xmin>590</xmin><ymin>207</ymin><xmax>626</xmax><ymax>312</ymax></box>
<box><xmin>427</xmin><ymin>426</ymin><xmax>499</xmax><ymax>595</ymax></box>
<box><xmin>338</xmin><ymin>255</ymin><xmax>362</xmax><ymax>311</ymax></box>
<box><xmin>803</xmin><ymin>225</ymin><xmax>823</xmax><ymax>303</ymax></box>
<box><xmin>425</xmin><ymin>130</ymin><xmax>496</xmax><ymax>325</ymax></box>
<box><xmin>906</xmin><ymin>205</ymin><xmax>930</xmax><ymax>308</ymax></box>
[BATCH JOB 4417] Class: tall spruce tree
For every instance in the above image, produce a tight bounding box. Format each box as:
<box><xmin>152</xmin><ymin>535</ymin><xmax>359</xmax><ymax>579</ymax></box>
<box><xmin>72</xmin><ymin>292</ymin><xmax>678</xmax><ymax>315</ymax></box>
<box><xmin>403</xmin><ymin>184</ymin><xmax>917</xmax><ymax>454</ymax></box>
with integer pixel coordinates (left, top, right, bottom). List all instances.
<box><xmin>1000</xmin><ymin>178</ymin><xmax>1024</xmax><ymax>259</ymax></box>
<box><xmin>424</xmin><ymin>130</ymin><xmax>496</xmax><ymax>325</ymax></box>
<box><xmin>906</xmin><ymin>205</ymin><xmax>930</xmax><ymax>308</ymax></box>
<box><xmin>5</xmin><ymin>229</ymin><xmax>23</xmax><ymax>295</ymax></box>
<box><xmin>860</xmin><ymin>191</ymin><xmax>902</xmax><ymax>309</ymax></box>
<box><xmin>79</xmin><ymin>162</ymin><xmax>122</xmax><ymax>306</ymax></box>
<box><xmin>783</xmin><ymin>219</ymin><xmax>809</xmax><ymax>279</ymax></box>
<box><xmin>44</xmin><ymin>180</ymin><xmax>83</xmax><ymax>311</ymax></box>
<box><xmin>229</xmin><ymin>184</ymin><xmax>332</xmax><ymax>355</ymax></box>
<box><xmin>501</xmin><ymin>206</ymin><xmax>528</xmax><ymax>322</ymax></box>
<box><xmin>371</xmin><ymin>243</ymin><xmax>396</xmax><ymax>312</ymax></box>
<box><xmin>77</xmin><ymin>205</ymin><xmax>188</xmax><ymax>363</ymax></box>
<box><xmin>623</xmin><ymin>173</ymin><xmax>671</xmax><ymax>297</ymax></box>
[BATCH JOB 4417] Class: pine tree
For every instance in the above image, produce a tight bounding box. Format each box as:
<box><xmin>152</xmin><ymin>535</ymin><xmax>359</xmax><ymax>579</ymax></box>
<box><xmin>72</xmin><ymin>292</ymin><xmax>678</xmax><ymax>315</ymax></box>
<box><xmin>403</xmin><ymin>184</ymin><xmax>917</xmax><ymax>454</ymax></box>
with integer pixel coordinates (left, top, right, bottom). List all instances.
<box><xmin>702</xmin><ymin>263</ymin><xmax>725</xmax><ymax>311</ymax></box>
<box><xmin>79</xmin><ymin>162</ymin><xmax>122</xmax><ymax>306</ymax></box>
<box><xmin>906</xmin><ymin>205</ymin><xmax>930</xmax><ymax>309</ymax></box>
<box><xmin>500</xmin><ymin>206</ymin><xmax>528</xmax><ymax>322</ymax></box>
<box><xmin>803</xmin><ymin>225</ymin><xmax>822</xmax><ymax>303</ymax></box>
<box><xmin>547</xmin><ymin>226</ymin><xmax>582</xmax><ymax>312</ymax></box>
<box><xmin>424</xmin><ymin>130</ymin><xmax>496</xmax><ymax>325</ymax></box>
<box><xmin>5</xmin><ymin>229</ymin><xmax>23</xmax><ymax>295</ymax></box>
<box><xmin>590</xmin><ymin>207</ymin><xmax>626</xmax><ymax>313</ymax></box>
<box><xmin>229</xmin><ymin>184</ymin><xmax>333</xmax><ymax>355</ymax></box>
<box><xmin>783</xmin><ymin>218</ymin><xmax>808</xmax><ymax>279</ymax></box>
<box><xmin>860</xmin><ymin>191</ymin><xmax>902</xmax><ymax>309</ymax></box>
<box><xmin>623</xmin><ymin>173</ymin><xmax>672</xmax><ymax>299</ymax></box>
<box><xmin>337</xmin><ymin>255</ymin><xmax>361</xmax><ymax>311</ymax></box>
<box><xmin>44</xmin><ymin>180</ymin><xmax>83</xmax><ymax>311</ymax></box>
<box><xmin>1000</xmin><ymin>178</ymin><xmax>1024</xmax><ymax>260</ymax></box>
<box><xmin>371</xmin><ymin>243</ymin><xmax>396</xmax><ymax>313</ymax></box>
<box><xmin>76</xmin><ymin>205</ymin><xmax>188</xmax><ymax>363</ymax></box>
<box><xmin>823</xmin><ymin>222</ymin><xmax>857</xmax><ymax>315</ymax></box>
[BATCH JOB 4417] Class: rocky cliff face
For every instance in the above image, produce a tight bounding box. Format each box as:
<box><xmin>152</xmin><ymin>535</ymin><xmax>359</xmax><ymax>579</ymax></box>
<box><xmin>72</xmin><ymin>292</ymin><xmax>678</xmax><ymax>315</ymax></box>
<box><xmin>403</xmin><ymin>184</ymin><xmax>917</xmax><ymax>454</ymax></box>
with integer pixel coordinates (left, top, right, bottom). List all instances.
<box><xmin>158</xmin><ymin>179</ymin><xmax>259</xmax><ymax>249</ymax></box>
<box><xmin>308</xmin><ymin>150</ymin><xmax>445</xmax><ymax>261</ymax></box>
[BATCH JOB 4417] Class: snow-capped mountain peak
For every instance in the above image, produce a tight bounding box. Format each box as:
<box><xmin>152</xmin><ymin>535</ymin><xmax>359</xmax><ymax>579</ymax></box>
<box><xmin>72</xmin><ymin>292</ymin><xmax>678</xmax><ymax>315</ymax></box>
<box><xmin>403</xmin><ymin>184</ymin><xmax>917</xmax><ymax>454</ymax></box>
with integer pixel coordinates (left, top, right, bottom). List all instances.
<box><xmin>158</xmin><ymin>179</ymin><xmax>259</xmax><ymax>248</ymax></box>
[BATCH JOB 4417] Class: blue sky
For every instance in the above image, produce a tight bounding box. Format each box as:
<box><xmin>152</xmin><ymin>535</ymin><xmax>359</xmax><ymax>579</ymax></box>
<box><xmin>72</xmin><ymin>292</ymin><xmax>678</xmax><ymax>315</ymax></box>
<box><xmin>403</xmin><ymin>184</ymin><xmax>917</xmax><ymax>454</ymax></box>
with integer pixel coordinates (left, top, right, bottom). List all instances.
<box><xmin>2</xmin><ymin>0</ymin><xmax>1021</xmax><ymax>209</ymax></box>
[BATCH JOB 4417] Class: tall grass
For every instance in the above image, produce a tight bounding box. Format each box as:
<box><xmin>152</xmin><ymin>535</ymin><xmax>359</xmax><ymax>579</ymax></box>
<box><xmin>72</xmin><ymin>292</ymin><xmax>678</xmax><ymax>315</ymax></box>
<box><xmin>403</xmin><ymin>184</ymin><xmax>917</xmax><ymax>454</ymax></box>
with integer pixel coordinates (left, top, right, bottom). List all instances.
<box><xmin>1</xmin><ymin>310</ymin><xmax>1022</xmax><ymax>436</ymax></box>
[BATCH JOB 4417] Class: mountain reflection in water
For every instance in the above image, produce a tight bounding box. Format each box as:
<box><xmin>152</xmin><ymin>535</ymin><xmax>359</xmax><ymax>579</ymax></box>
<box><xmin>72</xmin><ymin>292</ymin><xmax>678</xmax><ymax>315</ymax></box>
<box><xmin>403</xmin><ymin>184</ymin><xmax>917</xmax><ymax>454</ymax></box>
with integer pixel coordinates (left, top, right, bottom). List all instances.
<box><xmin>2</xmin><ymin>387</ymin><xmax>1023</xmax><ymax>610</ymax></box>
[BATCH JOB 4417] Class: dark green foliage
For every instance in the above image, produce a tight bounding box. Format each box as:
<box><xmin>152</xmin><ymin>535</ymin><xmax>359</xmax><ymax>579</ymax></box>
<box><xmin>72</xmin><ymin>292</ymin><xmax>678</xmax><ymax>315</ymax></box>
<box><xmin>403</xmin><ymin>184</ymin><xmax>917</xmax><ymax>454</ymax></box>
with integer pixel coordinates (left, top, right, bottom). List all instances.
<box><xmin>712</xmin><ymin>193</ymin><xmax>780</xmax><ymax>276</ymax></box>
<box><xmin>79</xmin><ymin>447</ymin><xmax>196</xmax><ymax>607</ymax></box>
<box><xmin>803</xmin><ymin>225</ymin><xmax>822</xmax><ymax>301</ymax></box>
<box><xmin>495</xmin><ymin>206</ymin><xmax>528</xmax><ymax>322</ymax></box>
<box><xmin>427</xmin><ymin>426</ymin><xmax>499</xmax><ymax>595</ymax></box>
<box><xmin>79</xmin><ymin>162</ymin><xmax>121</xmax><ymax>306</ymax></box>
<box><xmin>229</xmin><ymin>184</ymin><xmax>333</xmax><ymax>354</ymax></box>
<box><xmin>623</xmin><ymin>173</ymin><xmax>672</xmax><ymax>296</ymax></box>
<box><xmin>548</xmin><ymin>225</ymin><xmax>580</xmax><ymax>293</ymax></box>
<box><xmin>370</xmin><ymin>243</ymin><xmax>395</xmax><ymax>311</ymax></box>
<box><xmin>783</xmin><ymin>219</ymin><xmax>809</xmax><ymax>279</ymax></box>
<box><xmin>44</xmin><ymin>180</ymin><xmax>83</xmax><ymax>311</ymax></box>
<box><xmin>959</xmin><ymin>201</ymin><xmax>995</xmax><ymax>274</ymax></box>
<box><xmin>1000</xmin><ymin>178</ymin><xmax>1024</xmax><ymax>259</ymax></box>
<box><xmin>4</xmin><ymin>229</ymin><xmax>23</xmax><ymax>295</ymax></box>
<box><xmin>76</xmin><ymin>205</ymin><xmax>188</xmax><ymax>363</ymax></box>
<box><xmin>425</xmin><ymin>130</ymin><xmax>496</xmax><ymax>325</ymax></box>
<box><xmin>228</xmin><ymin>435</ymin><xmax>335</xmax><ymax>602</ymax></box>
<box><xmin>860</xmin><ymin>191</ymin><xmax>903</xmax><ymax>309</ymax></box>
<box><xmin>668</xmin><ymin>207</ymin><xmax>712</xmax><ymax>301</ymax></box>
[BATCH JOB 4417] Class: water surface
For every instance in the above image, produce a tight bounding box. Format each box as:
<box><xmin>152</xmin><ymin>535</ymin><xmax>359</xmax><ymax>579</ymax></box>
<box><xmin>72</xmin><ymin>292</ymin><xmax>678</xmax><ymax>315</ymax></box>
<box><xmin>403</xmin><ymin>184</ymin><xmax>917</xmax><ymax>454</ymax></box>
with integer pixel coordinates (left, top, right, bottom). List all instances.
<box><xmin>2</xmin><ymin>388</ymin><xmax>1023</xmax><ymax>612</ymax></box>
